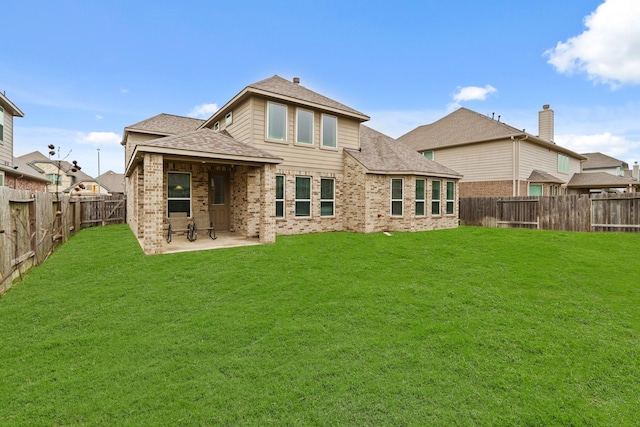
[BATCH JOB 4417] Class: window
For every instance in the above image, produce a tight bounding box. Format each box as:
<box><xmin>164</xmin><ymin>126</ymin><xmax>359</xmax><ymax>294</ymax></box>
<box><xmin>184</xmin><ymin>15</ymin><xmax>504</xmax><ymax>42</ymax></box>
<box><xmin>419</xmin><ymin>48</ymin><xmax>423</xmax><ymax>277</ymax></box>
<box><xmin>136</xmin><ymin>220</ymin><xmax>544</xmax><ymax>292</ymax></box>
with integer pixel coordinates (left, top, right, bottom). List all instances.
<box><xmin>415</xmin><ymin>179</ymin><xmax>426</xmax><ymax>216</ymax></box>
<box><xmin>47</xmin><ymin>173</ymin><xmax>62</xmax><ymax>185</ymax></box>
<box><xmin>446</xmin><ymin>181</ymin><xmax>455</xmax><ymax>215</ymax></box>
<box><xmin>558</xmin><ymin>153</ymin><xmax>569</xmax><ymax>173</ymax></box>
<box><xmin>320</xmin><ymin>178</ymin><xmax>335</xmax><ymax>216</ymax></box>
<box><xmin>167</xmin><ymin>172</ymin><xmax>191</xmax><ymax>217</ymax></box>
<box><xmin>321</xmin><ymin>114</ymin><xmax>337</xmax><ymax>148</ymax></box>
<box><xmin>213</xmin><ymin>122</ymin><xmax>220</xmax><ymax>131</ymax></box>
<box><xmin>225</xmin><ymin>112</ymin><xmax>233</xmax><ymax>125</ymax></box>
<box><xmin>431</xmin><ymin>180</ymin><xmax>441</xmax><ymax>216</ymax></box>
<box><xmin>267</xmin><ymin>102</ymin><xmax>287</xmax><ymax>141</ymax></box>
<box><xmin>296</xmin><ymin>109</ymin><xmax>314</xmax><ymax>145</ymax></box>
<box><xmin>422</xmin><ymin>151</ymin><xmax>433</xmax><ymax>160</ymax></box>
<box><xmin>529</xmin><ymin>184</ymin><xmax>543</xmax><ymax>196</ymax></box>
<box><xmin>0</xmin><ymin>171</ymin><xmax>4</xmax><ymax>186</ymax></box>
<box><xmin>295</xmin><ymin>176</ymin><xmax>311</xmax><ymax>217</ymax></box>
<box><xmin>616</xmin><ymin>166</ymin><xmax>623</xmax><ymax>176</ymax></box>
<box><xmin>0</xmin><ymin>106</ymin><xmax>4</xmax><ymax>141</ymax></box>
<box><xmin>550</xmin><ymin>185</ymin><xmax>559</xmax><ymax>196</ymax></box>
<box><xmin>391</xmin><ymin>178</ymin><xmax>403</xmax><ymax>216</ymax></box>
<box><xmin>276</xmin><ymin>175</ymin><xmax>285</xmax><ymax>218</ymax></box>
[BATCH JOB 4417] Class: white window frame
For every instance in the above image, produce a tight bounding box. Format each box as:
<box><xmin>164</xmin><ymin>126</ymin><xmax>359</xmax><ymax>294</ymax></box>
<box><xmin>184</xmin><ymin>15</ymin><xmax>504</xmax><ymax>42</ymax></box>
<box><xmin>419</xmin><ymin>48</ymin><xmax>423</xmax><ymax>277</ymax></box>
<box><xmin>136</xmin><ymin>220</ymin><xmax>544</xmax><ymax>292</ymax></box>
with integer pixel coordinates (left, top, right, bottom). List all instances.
<box><xmin>0</xmin><ymin>106</ymin><xmax>4</xmax><ymax>141</ymax></box>
<box><xmin>391</xmin><ymin>178</ymin><xmax>403</xmax><ymax>217</ymax></box>
<box><xmin>415</xmin><ymin>179</ymin><xmax>426</xmax><ymax>216</ymax></box>
<box><xmin>321</xmin><ymin>114</ymin><xmax>337</xmax><ymax>149</ymax></box>
<box><xmin>446</xmin><ymin>181</ymin><xmax>455</xmax><ymax>215</ymax></box>
<box><xmin>529</xmin><ymin>183</ymin><xmax>543</xmax><ymax>196</ymax></box>
<box><xmin>431</xmin><ymin>180</ymin><xmax>441</xmax><ymax>216</ymax></box>
<box><xmin>167</xmin><ymin>172</ymin><xmax>192</xmax><ymax>217</ymax></box>
<box><xmin>295</xmin><ymin>176</ymin><xmax>311</xmax><ymax>217</ymax></box>
<box><xmin>267</xmin><ymin>101</ymin><xmax>288</xmax><ymax>142</ymax></box>
<box><xmin>213</xmin><ymin>121</ymin><xmax>220</xmax><ymax>131</ymax></box>
<box><xmin>276</xmin><ymin>174</ymin><xmax>285</xmax><ymax>218</ymax></box>
<box><xmin>225</xmin><ymin>112</ymin><xmax>233</xmax><ymax>125</ymax></box>
<box><xmin>320</xmin><ymin>178</ymin><xmax>335</xmax><ymax>217</ymax></box>
<box><xmin>296</xmin><ymin>108</ymin><xmax>314</xmax><ymax>146</ymax></box>
<box><xmin>0</xmin><ymin>171</ymin><xmax>4</xmax><ymax>186</ymax></box>
<box><xmin>558</xmin><ymin>153</ymin><xmax>570</xmax><ymax>173</ymax></box>
<box><xmin>422</xmin><ymin>151</ymin><xmax>434</xmax><ymax>160</ymax></box>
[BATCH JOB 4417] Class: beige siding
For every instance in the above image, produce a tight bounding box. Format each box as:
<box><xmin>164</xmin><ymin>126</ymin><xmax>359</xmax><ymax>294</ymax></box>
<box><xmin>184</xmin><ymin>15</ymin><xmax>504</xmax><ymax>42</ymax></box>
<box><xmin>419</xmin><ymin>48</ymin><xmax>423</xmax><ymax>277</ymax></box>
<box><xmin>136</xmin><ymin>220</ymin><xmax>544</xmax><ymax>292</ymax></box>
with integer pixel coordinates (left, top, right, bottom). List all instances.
<box><xmin>125</xmin><ymin>133</ymin><xmax>163</xmax><ymax>167</ymax></box>
<box><xmin>0</xmin><ymin>110</ymin><xmax>13</xmax><ymax>167</ymax></box>
<box><xmin>233</xmin><ymin>97</ymin><xmax>360</xmax><ymax>174</ymax></box>
<box><xmin>221</xmin><ymin>99</ymin><xmax>252</xmax><ymax>144</ymax></box>
<box><xmin>433</xmin><ymin>140</ymin><xmax>514</xmax><ymax>182</ymax></box>
<box><xmin>519</xmin><ymin>142</ymin><xmax>579</xmax><ymax>182</ymax></box>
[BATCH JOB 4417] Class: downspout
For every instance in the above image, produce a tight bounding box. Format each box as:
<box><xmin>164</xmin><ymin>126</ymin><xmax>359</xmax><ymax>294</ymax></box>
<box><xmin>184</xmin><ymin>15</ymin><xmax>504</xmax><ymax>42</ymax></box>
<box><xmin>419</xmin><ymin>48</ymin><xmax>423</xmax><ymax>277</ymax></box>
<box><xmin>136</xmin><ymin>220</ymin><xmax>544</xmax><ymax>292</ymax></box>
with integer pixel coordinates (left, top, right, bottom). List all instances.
<box><xmin>511</xmin><ymin>135</ymin><xmax>528</xmax><ymax>196</ymax></box>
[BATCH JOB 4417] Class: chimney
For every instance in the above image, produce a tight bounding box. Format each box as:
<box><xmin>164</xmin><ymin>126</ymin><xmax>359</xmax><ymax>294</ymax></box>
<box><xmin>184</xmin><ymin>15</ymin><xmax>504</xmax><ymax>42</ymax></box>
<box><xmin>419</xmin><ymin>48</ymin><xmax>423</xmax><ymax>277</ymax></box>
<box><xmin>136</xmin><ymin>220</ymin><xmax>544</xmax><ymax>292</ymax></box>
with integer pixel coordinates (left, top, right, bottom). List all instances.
<box><xmin>538</xmin><ymin>104</ymin><xmax>554</xmax><ymax>142</ymax></box>
<box><xmin>293</xmin><ymin>77</ymin><xmax>300</xmax><ymax>84</ymax></box>
<box><xmin>633</xmin><ymin>161</ymin><xmax>639</xmax><ymax>181</ymax></box>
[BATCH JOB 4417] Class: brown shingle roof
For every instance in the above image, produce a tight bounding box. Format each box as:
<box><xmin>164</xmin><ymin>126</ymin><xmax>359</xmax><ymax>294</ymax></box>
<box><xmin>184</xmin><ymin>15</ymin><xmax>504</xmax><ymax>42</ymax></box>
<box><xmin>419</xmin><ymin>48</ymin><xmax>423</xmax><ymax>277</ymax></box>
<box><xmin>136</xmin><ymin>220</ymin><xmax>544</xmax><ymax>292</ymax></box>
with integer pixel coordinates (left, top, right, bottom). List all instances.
<box><xmin>136</xmin><ymin>128</ymin><xmax>281</xmax><ymax>162</ymax></box>
<box><xmin>568</xmin><ymin>172</ymin><xmax>640</xmax><ymax>188</ymax></box>
<box><xmin>345</xmin><ymin>126</ymin><xmax>462</xmax><ymax>178</ymax></box>
<box><xmin>125</xmin><ymin>113</ymin><xmax>205</xmax><ymax>136</ymax></box>
<box><xmin>581</xmin><ymin>152</ymin><xmax>628</xmax><ymax>170</ymax></box>
<box><xmin>398</xmin><ymin>107</ymin><xmax>586</xmax><ymax>160</ymax></box>
<box><xmin>97</xmin><ymin>170</ymin><xmax>125</xmax><ymax>193</ymax></box>
<box><xmin>527</xmin><ymin>170</ymin><xmax>564</xmax><ymax>183</ymax></box>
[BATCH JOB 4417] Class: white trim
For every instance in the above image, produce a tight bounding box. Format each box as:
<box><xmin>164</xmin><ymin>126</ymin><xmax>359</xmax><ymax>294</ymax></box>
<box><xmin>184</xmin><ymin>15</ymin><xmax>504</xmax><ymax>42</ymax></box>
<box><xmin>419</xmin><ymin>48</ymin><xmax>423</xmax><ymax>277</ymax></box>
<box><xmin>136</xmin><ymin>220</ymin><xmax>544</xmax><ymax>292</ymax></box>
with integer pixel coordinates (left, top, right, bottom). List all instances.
<box><xmin>275</xmin><ymin>174</ymin><xmax>285</xmax><ymax>218</ymax></box>
<box><xmin>391</xmin><ymin>178</ymin><xmax>404</xmax><ymax>217</ymax></box>
<box><xmin>320</xmin><ymin>178</ymin><xmax>335</xmax><ymax>217</ymax></box>
<box><xmin>295</xmin><ymin>108</ymin><xmax>314</xmax><ymax>146</ymax></box>
<box><xmin>431</xmin><ymin>179</ymin><xmax>441</xmax><ymax>216</ymax></box>
<box><xmin>0</xmin><ymin>171</ymin><xmax>4</xmax><ymax>186</ymax></box>
<box><xmin>167</xmin><ymin>171</ymin><xmax>192</xmax><ymax>217</ymax></box>
<box><xmin>321</xmin><ymin>114</ymin><xmax>338</xmax><ymax>149</ymax></box>
<box><xmin>415</xmin><ymin>178</ymin><xmax>426</xmax><ymax>217</ymax></box>
<box><xmin>266</xmin><ymin>101</ymin><xmax>288</xmax><ymax>142</ymax></box>
<box><xmin>294</xmin><ymin>176</ymin><xmax>312</xmax><ymax>217</ymax></box>
<box><xmin>225</xmin><ymin>112</ymin><xmax>233</xmax><ymax>125</ymax></box>
<box><xmin>445</xmin><ymin>181</ymin><xmax>455</xmax><ymax>215</ymax></box>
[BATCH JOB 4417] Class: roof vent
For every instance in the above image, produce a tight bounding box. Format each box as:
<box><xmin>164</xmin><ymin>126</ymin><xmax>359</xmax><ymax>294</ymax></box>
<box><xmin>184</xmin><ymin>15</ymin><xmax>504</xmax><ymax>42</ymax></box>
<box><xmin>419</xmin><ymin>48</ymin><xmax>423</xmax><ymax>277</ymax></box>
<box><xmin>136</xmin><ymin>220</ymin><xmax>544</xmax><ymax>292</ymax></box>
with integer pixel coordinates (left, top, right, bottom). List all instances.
<box><xmin>293</xmin><ymin>77</ymin><xmax>300</xmax><ymax>84</ymax></box>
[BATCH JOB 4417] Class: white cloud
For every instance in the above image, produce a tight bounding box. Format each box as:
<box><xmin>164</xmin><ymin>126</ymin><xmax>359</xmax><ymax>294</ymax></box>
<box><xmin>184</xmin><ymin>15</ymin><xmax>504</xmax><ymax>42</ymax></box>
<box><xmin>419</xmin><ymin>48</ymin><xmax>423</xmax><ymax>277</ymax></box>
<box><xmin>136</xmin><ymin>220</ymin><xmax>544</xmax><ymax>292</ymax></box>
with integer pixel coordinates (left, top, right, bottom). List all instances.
<box><xmin>556</xmin><ymin>132</ymin><xmax>640</xmax><ymax>161</ymax></box>
<box><xmin>545</xmin><ymin>0</ymin><xmax>640</xmax><ymax>87</ymax></box>
<box><xmin>452</xmin><ymin>85</ymin><xmax>497</xmax><ymax>103</ymax></box>
<box><xmin>188</xmin><ymin>103</ymin><xmax>219</xmax><ymax>118</ymax></box>
<box><xmin>76</xmin><ymin>131</ymin><xmax>122</xmax><ymax>147</ymax></box>
<box><xmin>96</xmin><ymin>115</ymin><xmax>104</xmax><ymax>120</ymax></box>
<box><xmin>120</xmin><ymin>88</ymin><xmax>129</xmax><ymax>94</ymax></box>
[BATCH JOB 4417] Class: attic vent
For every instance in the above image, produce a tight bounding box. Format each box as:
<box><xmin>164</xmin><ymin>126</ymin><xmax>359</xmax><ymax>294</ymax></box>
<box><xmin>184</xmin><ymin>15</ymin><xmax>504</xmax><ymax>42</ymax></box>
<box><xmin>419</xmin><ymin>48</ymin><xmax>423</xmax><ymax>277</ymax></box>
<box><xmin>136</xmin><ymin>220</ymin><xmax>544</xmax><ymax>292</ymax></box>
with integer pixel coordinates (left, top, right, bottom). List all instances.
<box><xmin>293</xmin><ymin>77</ymin><xmax>300</xmax><ymax>84</ymax></box>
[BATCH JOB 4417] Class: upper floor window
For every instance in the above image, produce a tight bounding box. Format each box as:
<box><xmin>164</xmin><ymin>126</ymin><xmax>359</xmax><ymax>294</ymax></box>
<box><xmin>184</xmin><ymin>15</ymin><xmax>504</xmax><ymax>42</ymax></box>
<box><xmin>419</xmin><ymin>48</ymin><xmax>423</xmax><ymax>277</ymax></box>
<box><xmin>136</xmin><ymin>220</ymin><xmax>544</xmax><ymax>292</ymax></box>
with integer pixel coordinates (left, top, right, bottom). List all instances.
<box><xmin>616</xmin><ymin>166</ymin><xmax>623</xmax><ymax>176</ymax></box>
<box><xmin>225</xmin><ymin>112</ymin><xmax>233</xmax><ymax>125</ymax></box>
<box><xmin>558</xmin><ymin>153</ymin><xmax>569</xmax><ymax>173</ymax></box>
<box><xmin>47</xmin><ymin>173</ymin><xmax>62</xmax><ymax>185</ymax></box>
<box><xmin>415</xmin><ymin>179</ymin><xmax>426</xmax><ymax>216</ymax></box>
<box><xmin>422</xmin><ymin>151</ymin><xmax>433</xmax><ymax>160</ymax></box>
<box><xmin>296</xmin><ymin>109</ymin><xmax>314</xmax><ymax>145</ymax></box>
<box><xmin>321</xmin><ymin>114</ymin><xmax>337</xmax><ymax>148</ymax></box>
<box><xmin>213</xmin><ymin>122</ymin><xmax>220</xmax><ymax>131</ymax></box>
<box><xmin>0</xmin><ymin>171</ymin><xmax>4</xmax><ymax>186</ymax></box>
<box><xmin>0</xmin><ymin>106</ymin><xmax>4</xmax><ymax>141</ymax></box>
<box><xmin>446</xmin><ymin>181</ymin><xmax>455</xmax><ymax>215</ymax></box>
<box><xmin>275</xmin><ymin>175</ymin><xmax>285</xmax><ymax>218</ymax></box>
<box><xmin>267</xmin><ymin>102</ymin><xmax>287</xmax><ymax>141</ymax></box>
<box><xmin>391</xmin><ymin>178</ymin><xmax>403</xmax><ymax>216</ymax></box>
<box><xmin>431</xmin><ymin>180</ymin><xmax>441</xmax><ymax>216</ymax></box>
<box><xmin>320</xmin><ymin>178</ymin><xmax>335</xmax><ymax>217</ymax></box>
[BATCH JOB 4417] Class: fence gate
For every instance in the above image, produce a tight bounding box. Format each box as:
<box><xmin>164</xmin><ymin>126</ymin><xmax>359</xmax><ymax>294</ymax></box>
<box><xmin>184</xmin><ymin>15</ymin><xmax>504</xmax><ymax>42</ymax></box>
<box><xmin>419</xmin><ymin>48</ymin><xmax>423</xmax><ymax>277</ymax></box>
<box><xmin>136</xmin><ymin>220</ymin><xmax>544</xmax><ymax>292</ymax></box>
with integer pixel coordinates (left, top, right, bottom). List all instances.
<box><xmin>80</xmin><ymin>196</ymin><xmax>126</xmax><ymax>228</ymax></box>
<box><xmin>496</xmin><ymin>198</ymin><xmax>540</xmax><ymax>229</ymax></box>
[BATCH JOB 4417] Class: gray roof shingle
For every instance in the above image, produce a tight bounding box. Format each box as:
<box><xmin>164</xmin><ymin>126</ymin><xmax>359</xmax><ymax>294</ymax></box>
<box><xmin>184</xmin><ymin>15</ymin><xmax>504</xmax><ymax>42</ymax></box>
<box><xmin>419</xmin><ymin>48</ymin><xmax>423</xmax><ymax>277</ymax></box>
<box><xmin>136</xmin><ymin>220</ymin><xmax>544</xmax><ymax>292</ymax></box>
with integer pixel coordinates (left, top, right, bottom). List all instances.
<box><xmin>568</xmin><ymin>172</ymin><xmax>640</xmax><ymax>188</ymax></box>
<box><xmin>345</xmin><ymin>125</ymin><xmax>462</xmax><ymax>178</ymax></box>
<box><xmin>125</xmin><ymin>113</ymin><xmax>205</xmax><ymax>136</ymax></box>
<box><xmin>582</xmin><ymin>152</ymin><xmax>628</xmax><ymax>170</ymax></box>
<box><xmin>528</xmin><ymin>170</ymin><xmax>564</xmax><ymax>183</ymax></box>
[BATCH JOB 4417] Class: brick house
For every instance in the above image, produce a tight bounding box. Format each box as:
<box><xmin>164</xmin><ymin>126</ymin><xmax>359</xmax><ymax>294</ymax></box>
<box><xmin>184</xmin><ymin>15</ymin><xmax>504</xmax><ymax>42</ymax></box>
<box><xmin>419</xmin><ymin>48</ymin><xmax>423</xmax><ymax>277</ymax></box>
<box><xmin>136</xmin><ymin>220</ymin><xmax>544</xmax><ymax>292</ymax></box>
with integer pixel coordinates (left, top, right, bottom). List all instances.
<box><xmin>122</xmin><ymin>76</ymin><xmax>462</xmax><ymax>254</ymax></box>
<box><xmin>398</xmin><ymin>105</ymin><xmax>587</xmax><ymax>197</ymax></box>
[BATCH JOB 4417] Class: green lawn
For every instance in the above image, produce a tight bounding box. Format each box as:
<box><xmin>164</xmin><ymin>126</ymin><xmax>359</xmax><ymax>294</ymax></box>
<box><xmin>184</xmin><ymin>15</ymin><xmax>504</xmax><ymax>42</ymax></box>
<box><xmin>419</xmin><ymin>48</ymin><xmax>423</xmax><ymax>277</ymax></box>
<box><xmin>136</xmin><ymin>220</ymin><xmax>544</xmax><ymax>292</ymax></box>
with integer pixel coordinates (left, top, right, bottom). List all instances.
<box><xmin>1</xmin><ymin>225</ymin><xmax>638</xmax><ymax>426</ymax></box>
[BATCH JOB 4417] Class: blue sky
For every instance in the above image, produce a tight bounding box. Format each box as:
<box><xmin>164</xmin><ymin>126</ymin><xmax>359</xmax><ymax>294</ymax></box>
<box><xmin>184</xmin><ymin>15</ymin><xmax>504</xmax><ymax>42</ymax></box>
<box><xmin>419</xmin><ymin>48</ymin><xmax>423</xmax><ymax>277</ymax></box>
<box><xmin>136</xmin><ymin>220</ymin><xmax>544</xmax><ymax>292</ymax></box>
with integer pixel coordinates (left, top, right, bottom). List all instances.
<box><xmin>3</xmin><ymin>0</ymin><xmax>640</xmax><ymax>177</ymax></box>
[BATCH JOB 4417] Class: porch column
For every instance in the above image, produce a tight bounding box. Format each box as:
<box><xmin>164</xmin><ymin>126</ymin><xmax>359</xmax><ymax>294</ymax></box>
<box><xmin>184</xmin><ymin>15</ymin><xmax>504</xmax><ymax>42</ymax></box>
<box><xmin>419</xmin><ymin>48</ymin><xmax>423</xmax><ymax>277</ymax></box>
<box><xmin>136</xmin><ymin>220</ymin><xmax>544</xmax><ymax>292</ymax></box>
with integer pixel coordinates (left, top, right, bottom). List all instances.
<box><xmin>142</xmin><ymin>153</ymin><xmax>164</xmax><ymax>254</ymax></box>
<box><xmin>259</xmin><ymin>163</ymin><xmax>276</xmax><ymax>243</ymax></box>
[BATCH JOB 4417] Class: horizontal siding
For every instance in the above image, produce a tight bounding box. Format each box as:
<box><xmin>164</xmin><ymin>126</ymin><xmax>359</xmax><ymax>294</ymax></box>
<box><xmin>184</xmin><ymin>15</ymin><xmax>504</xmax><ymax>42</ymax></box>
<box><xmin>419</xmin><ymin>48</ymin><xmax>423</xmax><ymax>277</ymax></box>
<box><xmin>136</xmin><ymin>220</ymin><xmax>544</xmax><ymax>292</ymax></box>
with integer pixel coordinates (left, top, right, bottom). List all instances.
<box><xmin>434</xmin><ymin>140</ymin><xmax>514</xmax><ymax>181</ymax></box>
<box><xmin>519</xmin><ymin>142</ymin><xmax>578</xmax><ymax>182</ymax></box>
<box><xmin>247</xmin><ymin>98</ymin><xmax>360</xmax><ymax>174</ymax></box>
<box><xmin>126</xmin><ymin>133</ymin><xmax>163</xmax><ymax>166</ymax></box>
<box><xmin>221</xmin><ymin>99</ymin><xmax>252</xmax><ymax>143</ymax></box>
<box><xmin>0</xmin><ymin>112</ymin><xmax>12</xmax><ymax>166</ymax></box>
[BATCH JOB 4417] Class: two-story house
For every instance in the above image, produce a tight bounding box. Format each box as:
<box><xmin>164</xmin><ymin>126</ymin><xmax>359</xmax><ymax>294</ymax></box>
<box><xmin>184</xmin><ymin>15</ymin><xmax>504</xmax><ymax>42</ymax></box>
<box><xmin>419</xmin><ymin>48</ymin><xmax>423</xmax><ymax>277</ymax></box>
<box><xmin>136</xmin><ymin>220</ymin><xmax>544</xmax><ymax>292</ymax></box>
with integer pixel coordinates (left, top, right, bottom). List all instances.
<box><xmin>0</xmin><ymin>92</ymin><xmax>49</xmax><ymax>191</ymax></box>
<box><xmin>122</xmin><ymin>76</ymin><xmax>462</xmax><ymax>254</ymax></box>
<box><xmin>398</xmin><ymin>105</ymin><xmax>587</xmax><ymax>197</ymax></box>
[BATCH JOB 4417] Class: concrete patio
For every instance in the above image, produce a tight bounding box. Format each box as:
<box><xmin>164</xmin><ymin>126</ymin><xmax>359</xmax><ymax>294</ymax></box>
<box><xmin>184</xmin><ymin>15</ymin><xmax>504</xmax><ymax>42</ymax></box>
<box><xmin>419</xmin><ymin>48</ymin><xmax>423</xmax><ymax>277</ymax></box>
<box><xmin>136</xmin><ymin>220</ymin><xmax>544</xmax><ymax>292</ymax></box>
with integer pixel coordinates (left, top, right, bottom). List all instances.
<box><xmin>161</xmin><ymin>231</ymin><xmax>262</xmax><ymax>254</ymax></box>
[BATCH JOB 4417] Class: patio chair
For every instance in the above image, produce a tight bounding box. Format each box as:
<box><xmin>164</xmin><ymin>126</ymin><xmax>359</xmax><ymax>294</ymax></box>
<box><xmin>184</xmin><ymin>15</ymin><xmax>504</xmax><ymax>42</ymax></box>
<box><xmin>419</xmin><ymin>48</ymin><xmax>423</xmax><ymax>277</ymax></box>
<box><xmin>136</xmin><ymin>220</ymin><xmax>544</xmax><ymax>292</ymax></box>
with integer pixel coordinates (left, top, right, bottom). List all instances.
<box><xmin>166</xmin><ymin>212</ymin><xmax>195</xmax><ymax>243</ymax></box>
<box><xmin>191</xmin><ymin>211</ymin><xmax>217</xmax><ymax>241</ymax></box>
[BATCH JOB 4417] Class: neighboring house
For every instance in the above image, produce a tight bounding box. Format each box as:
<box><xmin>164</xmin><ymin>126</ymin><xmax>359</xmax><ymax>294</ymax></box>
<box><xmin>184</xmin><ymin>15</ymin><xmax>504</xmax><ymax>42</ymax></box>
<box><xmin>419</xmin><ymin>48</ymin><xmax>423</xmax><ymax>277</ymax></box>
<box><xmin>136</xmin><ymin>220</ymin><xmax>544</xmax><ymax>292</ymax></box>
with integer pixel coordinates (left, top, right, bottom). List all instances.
<box><xmin>97</xmin><ymin>170</ymin><xmax>125</xmax><ymax>195</ymax></box>
<box><xmin>122</xmin><ymin>75</ymin><xmax>462</xmax><ymax>255</ymax></box>
<box><xmin>582</xmin><ymin>152</ymin><xmax>628</xmax><ymax>176</ymax></box>
<box><xmin>16</xmin><ymin>151</ymin><xmax>104</xmax><ymax>197</ymax></box>
<box><xmin>571</xmin><ymin>152</ymin><xmax>640</xmax><ymax>193</ymax></box>
<box><xmin>398</xmin><ymin>105</ymin><xmax>587</xmax><ymax>197</ymax></box>
<box><xmin>0</xmin><ymin>92</ymin><xmax>48</xmax><ymax>191</ymax></box>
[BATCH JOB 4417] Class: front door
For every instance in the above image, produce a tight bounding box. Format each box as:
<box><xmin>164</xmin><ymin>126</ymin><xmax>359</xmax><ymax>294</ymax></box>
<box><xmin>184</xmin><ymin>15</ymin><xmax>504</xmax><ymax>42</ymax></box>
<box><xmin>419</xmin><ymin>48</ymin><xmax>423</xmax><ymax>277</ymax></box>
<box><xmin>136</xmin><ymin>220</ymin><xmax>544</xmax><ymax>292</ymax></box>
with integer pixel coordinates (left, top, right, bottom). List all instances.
<box><xmin>209</xmin><ymin>172</ymin><xmax>229</xmax><ymax>231</ymax></box>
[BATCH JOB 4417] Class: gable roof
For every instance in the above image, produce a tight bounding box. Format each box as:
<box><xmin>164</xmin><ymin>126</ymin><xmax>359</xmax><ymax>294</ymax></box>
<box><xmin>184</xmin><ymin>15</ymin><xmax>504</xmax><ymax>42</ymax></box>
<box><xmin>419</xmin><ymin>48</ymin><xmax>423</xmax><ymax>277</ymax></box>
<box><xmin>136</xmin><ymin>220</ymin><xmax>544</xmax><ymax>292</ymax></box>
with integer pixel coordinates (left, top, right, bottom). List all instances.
<box><xmin>344</xmin><ymin>125</ymin><xmax>462</xmax><ymax>178</ymax></box>
<box><xmin>527</xmin><ymin>170</ymin><xmax>564</xmax><ymax>183</ymax></box>
<box><xmin>568</xmin><ymin>172</ymin><xmax>640</xmax><ymax>189</ymax></box>
<box><xmin>0</xmin><ymin>92</ymin><xmax>24</xmax><ymax>117</ymax></box>
<box><xmin>581</xmin><ymin>152</ymin><xmax>629</xmax><ymax>170</ymax></box>
<box><xmin>122</xmin><ymin>113</ymin><xmax>205</xmax><ymax>143</ymax></box>
<box><xmin>398</xmin><ymin>107</ymin><xmax>586</xmax><ymax>160</ymax></box>
<box><xmin>201</xmin><ymin>75</ymin><xmax>370</xmax><ymax>129</ymax></box>
<box><xmin>0</xmin><ymin>157</ymin><xmax>50</xmax><ymax>182</ymax></box>
<box><xmin>97</xmin><ymin>170</ymin><xmax>125</xmax><ymax>193</ymax></box>
<box><xmin>16</xmin><ymin>151</ymin><xmax>95</xmax><ymax>181</ymax></box>
<box><xmin>126</xmin><ymin>128</ymin><xmax>281</xmax><ymax>175</ymax></box>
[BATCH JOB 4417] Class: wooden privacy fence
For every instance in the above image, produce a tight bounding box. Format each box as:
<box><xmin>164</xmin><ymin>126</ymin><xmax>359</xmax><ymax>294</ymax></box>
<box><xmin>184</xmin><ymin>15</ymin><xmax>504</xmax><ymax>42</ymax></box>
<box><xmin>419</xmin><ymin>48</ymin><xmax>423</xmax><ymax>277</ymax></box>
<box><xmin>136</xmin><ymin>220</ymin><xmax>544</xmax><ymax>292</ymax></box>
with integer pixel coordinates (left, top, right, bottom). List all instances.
<box><xmin>460</xmin><ymin>193</ymin><xmax>640</xmax><ymax>232</ymax></box>
<box><xmin>1</xmin><ymin>188</ymin><xmax>127</xmax><ymax>295</ymax></box>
